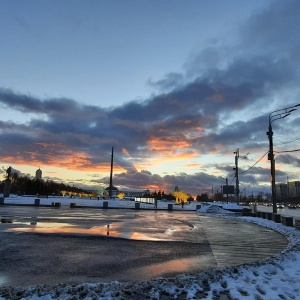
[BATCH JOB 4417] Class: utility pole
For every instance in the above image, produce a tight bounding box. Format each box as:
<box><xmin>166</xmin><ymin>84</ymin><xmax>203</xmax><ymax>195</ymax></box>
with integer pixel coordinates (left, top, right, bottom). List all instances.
<box><xmin>267</xmin><ymin>104</ymin><xmax>300</xmax><ymax>214</ymax></box>
<box><xmin>233</xmin><ymin>148</ymin><xmax>248</xmax><ymax>203</ymax></box>
<box><xmin>267</xmin><ymin>120</ymin><xmax>276</xmax><ymax>213</ymax></box>
<box><xmin>233</xmin><ymin>149</ymin><xmax>240</xmax><ymax>203</ymax></box>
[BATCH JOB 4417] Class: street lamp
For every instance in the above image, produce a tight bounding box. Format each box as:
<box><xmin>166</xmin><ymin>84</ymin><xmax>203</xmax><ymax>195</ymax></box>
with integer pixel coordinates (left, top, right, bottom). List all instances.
<box><xmin>267</xmin><ymin>104</ymin><xmax>300</xmax><ymax>214</ymax></box>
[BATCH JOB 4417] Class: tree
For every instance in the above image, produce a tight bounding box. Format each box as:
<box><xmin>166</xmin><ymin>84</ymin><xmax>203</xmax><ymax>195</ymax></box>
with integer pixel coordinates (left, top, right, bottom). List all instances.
<box><xmin>1</xmin><ymin>170</ymin><xmax>87</xmax><ymax>197</ymax></box>
<box><xmin>187</xmin><ymin>195</ymin><xmax>194</xmax><ymax>202</ymax></box>
<box><xmin>196</xmin><ymin>193</ymin><xmax>209</xmax><ymax>202</ymax></box>
<box><xmin>118</xmin><ymin>192</ymin><xmax>125</xmax><ymax>200</ymax></box>
<box><xmin>172</xmin><ymin>190</ymin><xmax>189</xmax><ymax>204</ymax></box>
<box><xmin>164</xmin><ymin>193</ymin><xmax>176</xmax><ymax>201</ymax></box>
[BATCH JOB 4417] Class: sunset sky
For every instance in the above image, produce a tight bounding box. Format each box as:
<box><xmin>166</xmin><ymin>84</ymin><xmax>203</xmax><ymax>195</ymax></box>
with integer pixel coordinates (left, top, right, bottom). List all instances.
<box><xmin>1</xmin><ymin>0</ymin><xmax>300</xmax><ymax>197</ymax></box>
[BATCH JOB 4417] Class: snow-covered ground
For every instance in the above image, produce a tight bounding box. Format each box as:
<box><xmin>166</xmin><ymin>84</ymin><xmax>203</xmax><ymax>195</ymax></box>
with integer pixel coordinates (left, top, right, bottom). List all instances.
<box><xmin>1</xmin><ymin>197</ymin><xmax>300</xmax><ymax>299</ymax></box>
<box><xmin>1</xmin><ymin>195</ymin><xmax>243</xmax><ymax>212</ymax></box>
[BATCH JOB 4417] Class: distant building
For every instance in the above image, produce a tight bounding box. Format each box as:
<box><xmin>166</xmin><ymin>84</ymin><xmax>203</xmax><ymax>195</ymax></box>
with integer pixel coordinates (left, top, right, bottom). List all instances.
<box><xmin>276</xmin><ymin>181</ymin><xmax>300</xmax><ymax>199</ymax></box>
<box><xmin>105</xmin><ymin>185</ymin><xmax>119</xmax><ymax>198</ymax></box>
<box><xmin>36</xmin><ymin>168</ymin><xmax>42</xmax><ymax>180</ymax></box>
<box><xmin>275</xmin><ymin>183</ymin><xmax>287</xmax><ymax>200</ymax></box>
<box><xmin>288</xmin><ymin>181</ymin><xmax>300</xmax><ymax>198</ymax></box>
<box><xmin>104</xmin><ymin>186</ymin><xmax>151</xmax><ymax>198</ymax></box>
<box><xmin>121</xmin><ymin>189</ymin><xmax>150</xmax><ymax>197</ymax></box>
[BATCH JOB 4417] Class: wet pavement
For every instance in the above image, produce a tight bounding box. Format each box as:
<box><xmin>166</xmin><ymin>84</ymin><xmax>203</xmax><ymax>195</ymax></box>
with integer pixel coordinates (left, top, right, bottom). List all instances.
<box><xmin>0</xmin><ymin>206</ymin><xmax>288</xmax><ymax>287</ymax></box>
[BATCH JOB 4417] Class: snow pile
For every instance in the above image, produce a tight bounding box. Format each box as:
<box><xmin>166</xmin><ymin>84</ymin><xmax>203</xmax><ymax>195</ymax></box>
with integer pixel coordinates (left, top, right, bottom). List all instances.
<box><xmin>198</xmin><ymin>203</ymin><xmax>235</xmax><ymax>214</ymax></box>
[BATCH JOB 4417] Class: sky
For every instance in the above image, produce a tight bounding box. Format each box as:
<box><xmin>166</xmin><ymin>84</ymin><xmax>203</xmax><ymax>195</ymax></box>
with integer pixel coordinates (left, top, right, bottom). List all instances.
<box><xmin>1</xmin><ymin>0</ymin><xmax>300</xmax><ymax>197</ymax></box>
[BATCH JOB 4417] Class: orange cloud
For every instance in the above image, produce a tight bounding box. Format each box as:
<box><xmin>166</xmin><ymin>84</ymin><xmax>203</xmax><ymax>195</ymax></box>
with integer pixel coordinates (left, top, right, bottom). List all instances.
<box><xmin>136</xmin><ymin>150</ymin><xmax>200</xmax><ymax>173</ymax></box>
<box><xmin>1</xmin><ymin>142</ymin><xmax>126</xmax><ymax>174</ymax></box>
<box><xmin>147</xmin><ymin>136</ymin><xmax>191</xmax><ymax>154</ymax></box>
<box><xmin>122</xmin><ymin>147</ymin><xmax>130</xmax><ymax>157</ymax></box>
<box><xmin>184</xmin><ymin>163</ymin><xmax>203</xmax><ymax>168</ymax></box>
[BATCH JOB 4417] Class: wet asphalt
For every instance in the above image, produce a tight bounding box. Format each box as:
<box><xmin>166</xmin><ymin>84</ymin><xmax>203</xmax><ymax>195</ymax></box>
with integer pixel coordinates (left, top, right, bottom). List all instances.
<box><xmin>0</xmin><ymin>206</ymin><xmax>288</xmax><ymax>287</ymax></box>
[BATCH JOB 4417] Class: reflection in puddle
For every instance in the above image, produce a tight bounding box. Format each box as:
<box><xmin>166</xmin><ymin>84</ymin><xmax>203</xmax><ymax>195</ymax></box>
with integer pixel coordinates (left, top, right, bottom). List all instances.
<box><xmin>6</xmin><ymin>221</ymin><xmax>165</xmax><ymax>241</ymax></box>
<box><xmin>8</xmin><ymin>222</ymin><xmax>122</xmax><ymax>237</ymax></box>
<box><xmin>130</xmin><ymin>232</ymin><xmax>163</xmax><ymax>241</ymax></box>
<box><xmin>5</xmin><ymin>220</ymin><xmax>182</xmax><ymax>241</ymax></box>
<box><xmin>2</xmin><ymin>211</ymin><xmax>198</xmax><ymax>242</ymax></box>
<box><xmin>3</xmin><ymin>216</ymin><xmax>167</xmax><ymax>240</ymax></box>
<box><xmin>133</xmin><ymin>257</ymin><xmax>208</xmax><ymax>279</ymax></box>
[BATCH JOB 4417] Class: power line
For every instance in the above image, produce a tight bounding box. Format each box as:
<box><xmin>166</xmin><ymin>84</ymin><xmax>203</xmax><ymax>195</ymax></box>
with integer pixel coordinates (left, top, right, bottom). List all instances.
<box><xmin>238</xmin><ymin>150</ymin><xmax>269</xmax><ymax>175</ymax></box>
<box><xmin>229</xmin><ymin>173</ymin><xmax>235</xmax><ymax>184</ymax></box>
<box><xmin>275</xmin><ymin>148</ymin><xmax>300</xmax><ymax>153</ymax></box>
<box><xmin>237</xmin><ymin>146</ymin><xmax>300</xmax><ymax>176</ymax></box>
<box><xmin>274</xmin><ymin>136</ymin><xmax>300</xmax><ymax>146</ymax></box>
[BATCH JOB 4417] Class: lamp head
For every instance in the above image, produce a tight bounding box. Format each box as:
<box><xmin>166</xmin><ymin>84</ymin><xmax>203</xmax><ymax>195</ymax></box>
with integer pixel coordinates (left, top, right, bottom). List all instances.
<box><xmin>282</xmin><ymin>113</ymin><xmax>291</xmax><ymax>119</ymax></box>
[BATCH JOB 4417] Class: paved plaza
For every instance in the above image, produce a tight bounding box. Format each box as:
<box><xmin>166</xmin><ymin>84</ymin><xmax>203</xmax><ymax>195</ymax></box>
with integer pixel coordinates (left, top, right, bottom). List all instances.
<box><xmin>0</xmin><ymin>206</ymin><xmax>288</xmax><ymax>287</ymax></box>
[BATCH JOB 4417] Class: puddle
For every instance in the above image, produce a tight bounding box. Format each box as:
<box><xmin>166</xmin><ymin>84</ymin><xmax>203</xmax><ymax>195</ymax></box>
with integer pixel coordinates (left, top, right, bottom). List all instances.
<box><xmin>6</xmin><ymin>220</ymin><xmax>166</xmax><ymax>241</ymax></box>
<box><xmin>1</xmin><ymin>210</ymin><xmax>197</xmax><ymax>242</ymax></box>
<box><xmin>8</xmin><ymin>222</ymin><xmax>123</xmax><ymax>237</ymax></box>
<box><xmin>129</xmin><ymin>256</ymin><xmax>211</xmax><ymax>280</ymax></box>
<box><xmin>129</xmin><ymin>231</ymin><xmax>163</xmax><ymax>241</ymax></box>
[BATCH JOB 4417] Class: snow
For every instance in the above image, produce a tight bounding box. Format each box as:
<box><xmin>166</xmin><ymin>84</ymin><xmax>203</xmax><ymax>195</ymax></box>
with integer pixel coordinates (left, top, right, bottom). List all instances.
<box><xmin>2</xmin><ymin>195</ymin><xmax>243</xmax><ymax>212</ymax></box>
<box><xmin>1</xmin><ymin>197</ymin><xmax>300</xmax><ymax>299</ymax></box>
<box><xmin>198</xmin><ymin>203</ymin><xmax>236</xmax><ymax>214</ymax></box>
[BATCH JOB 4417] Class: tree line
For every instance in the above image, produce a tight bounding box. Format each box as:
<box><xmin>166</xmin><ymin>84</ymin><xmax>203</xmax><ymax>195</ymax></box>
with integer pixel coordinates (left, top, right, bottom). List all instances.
<box><xmin>1</xmin><ymin>168</ymin><xmax>200</xmax><ymax>201</ymax></box>
<box><xmin>1</xmin><ymin>172</ymin><xmax>85</xmax><ymax>196</ymax></box>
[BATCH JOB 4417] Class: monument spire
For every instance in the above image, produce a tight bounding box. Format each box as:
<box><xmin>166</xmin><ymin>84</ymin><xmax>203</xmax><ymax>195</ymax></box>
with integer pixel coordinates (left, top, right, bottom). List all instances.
<box><xmin>109</xmin><ymin>146</ymin><xmax>114</xmax><ymax>197</ymax></box>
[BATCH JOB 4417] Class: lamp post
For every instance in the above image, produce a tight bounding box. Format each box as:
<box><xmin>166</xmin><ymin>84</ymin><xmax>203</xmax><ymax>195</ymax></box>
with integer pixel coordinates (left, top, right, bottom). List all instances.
<box><xmin>267</xmin><ymin>104</ymin><xmax>300</xmax><ymax>214</ymax></box>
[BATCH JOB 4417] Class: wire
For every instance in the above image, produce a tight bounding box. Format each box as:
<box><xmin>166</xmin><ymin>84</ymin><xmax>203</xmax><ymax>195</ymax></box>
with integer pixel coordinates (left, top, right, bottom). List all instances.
<box><xmin>274</xmin><ymin>136</ymin><xmax>300</xmax><ymax>146</ymax></box>
<box><xmin>275</xmin><ymin>149</ymin><xmax>300</xmax><ymax>153</ymax></box>
<box><xmin>229</xmin><ymin>173</ymin><xmax>235</xmax><ymax>184</ymax></box>
<box><xmin>237</xmin><ymin>135</ymin><xmax>300</xmax><ymax>176</ymax></box>
<box><xmin>238</xmin><ymin>150</ymin><xmax>269</xmax><ymax>175</ymax></box>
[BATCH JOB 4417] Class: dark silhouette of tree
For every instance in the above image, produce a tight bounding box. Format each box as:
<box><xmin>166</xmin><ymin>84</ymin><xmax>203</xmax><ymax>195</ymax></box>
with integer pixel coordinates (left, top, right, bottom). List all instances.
<box><xmin>6</xmin><ymin>173</ymin><xmax>86</xmax><ymax>196</ymax></box>
<box><xmin>196</xmin><ymin>193</ymin><xmax>209</xmax><ymax>202</ymax></box>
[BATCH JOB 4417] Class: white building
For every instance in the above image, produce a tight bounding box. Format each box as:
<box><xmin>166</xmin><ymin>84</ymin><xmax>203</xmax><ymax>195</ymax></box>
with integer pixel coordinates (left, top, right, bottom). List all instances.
<box><xmin>35</xmin><ymin>168</ymin><xmax>42</xmax><ymax>180</ymax></box>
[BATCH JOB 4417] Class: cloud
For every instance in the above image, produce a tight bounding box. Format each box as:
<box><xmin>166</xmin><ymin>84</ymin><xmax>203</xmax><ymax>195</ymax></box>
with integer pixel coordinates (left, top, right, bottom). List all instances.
<box><xmin>239</xmin><ymin>0</ymin><xmax>300</xmax><ymax>58</ymax></box>
<box><xmin>147</xmin><ymin>72</ymin><xmax>185</xmax><ymax>93</ymax></box>
<box><xmin>277</xmin><ymin>154</ymin><xmax>300</xmax><ymax>168</ymax></box>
